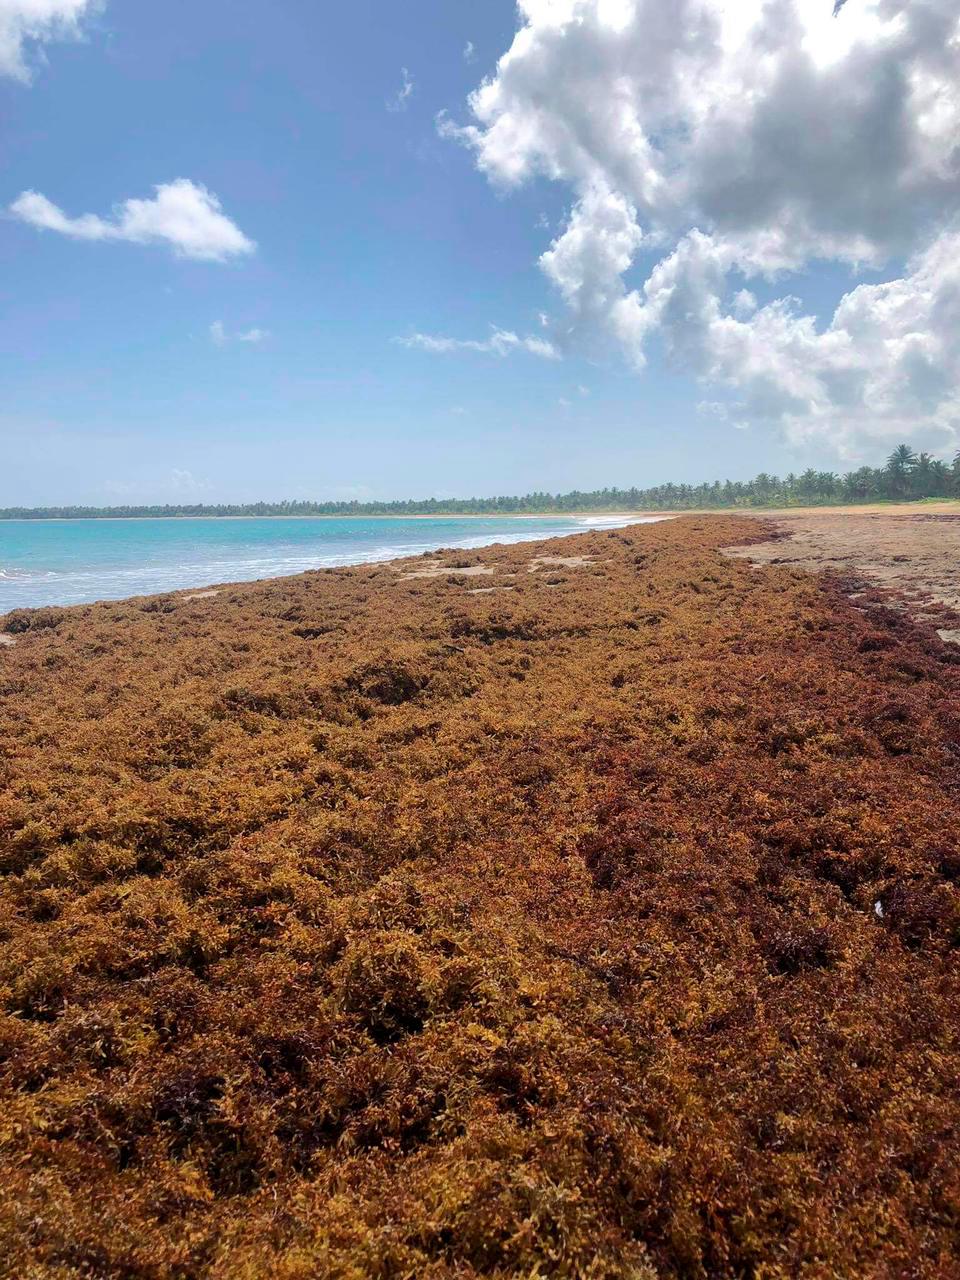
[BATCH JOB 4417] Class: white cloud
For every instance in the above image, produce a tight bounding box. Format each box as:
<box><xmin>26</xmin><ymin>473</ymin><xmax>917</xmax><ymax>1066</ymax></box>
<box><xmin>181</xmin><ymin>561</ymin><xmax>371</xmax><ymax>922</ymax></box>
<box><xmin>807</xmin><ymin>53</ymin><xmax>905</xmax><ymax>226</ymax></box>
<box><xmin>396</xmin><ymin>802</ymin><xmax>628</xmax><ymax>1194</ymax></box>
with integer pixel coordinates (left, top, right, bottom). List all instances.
<box><xmin>387</xmin><ymin>66</ymin><xmax>414</xmax><ymax>112</ymax></box>
<box><xmin>463</xmin><ymin>40</ymin><xmax>476</xmax><ymax>63</ymax></box>
<box><xmin>648</xmin><ymin>228</ymin><xmax>960</xmax><ymax>456</ymax></box>
<box><xmin>396</xmin><ymin>326</ymin><xmax>559</xmax><ymax>360</ymax></box>
<box><xmin>210</xmin><ymin>321</ymin><xmax>269</xmax><ymax>346</ymax></box>
<box><xmin>9</xmin><ymin>179</ymin><xmax>255</xmax><ymax>261</ymax></box>
<box><xmin>446</xmin><ymin>0</ymin><xmax>960</xmax><ymax>455</ymax></box>
<box><xmin>0</xmin><ymin>0</ymin><xmax>99</xmax><ymax>82</ymax></box>
<box><xmin>539</xmin><ymin>182</ymin><xmax>646</xmax><ymax>357</ymax></box>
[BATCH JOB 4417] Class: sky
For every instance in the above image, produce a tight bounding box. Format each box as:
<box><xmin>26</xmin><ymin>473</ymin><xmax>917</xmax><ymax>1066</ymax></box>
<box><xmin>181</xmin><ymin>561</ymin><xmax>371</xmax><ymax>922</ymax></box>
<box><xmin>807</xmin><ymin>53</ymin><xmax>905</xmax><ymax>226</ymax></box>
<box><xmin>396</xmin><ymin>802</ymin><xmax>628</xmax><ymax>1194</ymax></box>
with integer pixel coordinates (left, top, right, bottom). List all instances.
<box><xmin>1</xmin><ymin>0</ymin><xmax>958</xmax><ymax>506</ymax></box>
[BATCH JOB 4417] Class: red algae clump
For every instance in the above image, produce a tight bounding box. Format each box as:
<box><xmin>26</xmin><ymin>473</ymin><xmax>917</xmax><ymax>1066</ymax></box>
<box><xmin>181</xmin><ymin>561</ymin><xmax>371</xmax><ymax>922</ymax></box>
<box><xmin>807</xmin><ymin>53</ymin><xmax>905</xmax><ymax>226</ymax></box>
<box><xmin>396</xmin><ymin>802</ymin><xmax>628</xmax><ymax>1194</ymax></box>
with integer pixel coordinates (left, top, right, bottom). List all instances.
<box><xmin>0</xmin><ymin>516</ymin><xmax>959</xmax><ymax>1278</ymax></box>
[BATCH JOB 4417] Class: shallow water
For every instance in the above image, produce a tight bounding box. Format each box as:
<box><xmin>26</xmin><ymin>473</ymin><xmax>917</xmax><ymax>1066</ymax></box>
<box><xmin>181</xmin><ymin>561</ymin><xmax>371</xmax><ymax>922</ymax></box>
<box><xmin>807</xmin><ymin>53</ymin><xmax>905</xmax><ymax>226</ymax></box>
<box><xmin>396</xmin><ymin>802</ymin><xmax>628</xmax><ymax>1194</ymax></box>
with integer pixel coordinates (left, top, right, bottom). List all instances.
<box><xmin>0</xmin><ymin>514</ymin><xmax>659</xmax><ymax>611</ymax></box>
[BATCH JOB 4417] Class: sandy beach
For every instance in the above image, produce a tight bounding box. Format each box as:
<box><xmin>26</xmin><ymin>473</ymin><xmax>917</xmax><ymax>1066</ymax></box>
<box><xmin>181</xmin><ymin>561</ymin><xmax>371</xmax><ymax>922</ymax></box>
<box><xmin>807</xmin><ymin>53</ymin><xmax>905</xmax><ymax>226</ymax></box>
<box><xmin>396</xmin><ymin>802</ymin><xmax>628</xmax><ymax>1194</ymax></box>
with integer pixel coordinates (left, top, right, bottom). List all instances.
<box><xmin>725</xmin><ymin>507</ymin><xmax>960</xmax><ymax>634</ymax></box>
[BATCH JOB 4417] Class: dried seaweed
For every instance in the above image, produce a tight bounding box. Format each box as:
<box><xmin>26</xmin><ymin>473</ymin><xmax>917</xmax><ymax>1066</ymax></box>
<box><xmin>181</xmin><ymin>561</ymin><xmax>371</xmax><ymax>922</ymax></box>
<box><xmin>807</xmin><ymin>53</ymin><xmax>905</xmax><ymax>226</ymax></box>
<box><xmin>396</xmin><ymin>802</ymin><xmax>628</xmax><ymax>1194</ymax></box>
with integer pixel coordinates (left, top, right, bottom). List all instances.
<box><xmin>0</xmin><ymin>517</ymin><xmax>958</xmax><ymax>1278</ymax></box>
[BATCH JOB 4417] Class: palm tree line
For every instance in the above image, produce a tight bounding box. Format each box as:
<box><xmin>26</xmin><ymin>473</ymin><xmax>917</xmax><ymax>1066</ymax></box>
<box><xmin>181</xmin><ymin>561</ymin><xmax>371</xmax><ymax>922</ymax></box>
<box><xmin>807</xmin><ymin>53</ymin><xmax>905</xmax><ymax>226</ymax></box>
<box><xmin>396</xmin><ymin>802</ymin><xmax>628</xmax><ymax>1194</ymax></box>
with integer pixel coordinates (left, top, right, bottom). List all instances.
<box><xmin>1</xmin><ymin>446</ymin><xmax>958</xmax><ymax>519</ymax></box>
<box><xmin>623</xmin><ymin>444</ymin><xmax>960</xmax><ymax>512</ymax></box>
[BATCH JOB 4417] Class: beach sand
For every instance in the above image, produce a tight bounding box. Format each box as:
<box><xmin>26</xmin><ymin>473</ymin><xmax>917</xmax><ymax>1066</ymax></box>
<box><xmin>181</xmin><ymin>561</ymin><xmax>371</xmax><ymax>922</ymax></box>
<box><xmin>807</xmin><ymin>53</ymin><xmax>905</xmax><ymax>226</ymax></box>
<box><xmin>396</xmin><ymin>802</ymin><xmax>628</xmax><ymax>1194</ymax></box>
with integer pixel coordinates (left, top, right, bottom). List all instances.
<box><xmin>724</xmin><ymin>508</ymin><xmax>960</xmax><ymax>633</ymax></box>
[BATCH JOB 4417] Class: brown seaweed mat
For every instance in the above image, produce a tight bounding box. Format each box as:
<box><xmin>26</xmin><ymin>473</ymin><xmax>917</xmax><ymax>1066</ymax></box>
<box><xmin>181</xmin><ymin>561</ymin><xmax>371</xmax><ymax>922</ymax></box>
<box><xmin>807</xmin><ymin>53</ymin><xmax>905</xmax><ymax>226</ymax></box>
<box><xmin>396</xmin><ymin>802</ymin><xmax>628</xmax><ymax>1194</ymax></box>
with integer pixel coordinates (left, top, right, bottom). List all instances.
<box><xmin>1</xmin><ymin>516</ymin><xmax>958</xmax><ymax>1278</ymax></box>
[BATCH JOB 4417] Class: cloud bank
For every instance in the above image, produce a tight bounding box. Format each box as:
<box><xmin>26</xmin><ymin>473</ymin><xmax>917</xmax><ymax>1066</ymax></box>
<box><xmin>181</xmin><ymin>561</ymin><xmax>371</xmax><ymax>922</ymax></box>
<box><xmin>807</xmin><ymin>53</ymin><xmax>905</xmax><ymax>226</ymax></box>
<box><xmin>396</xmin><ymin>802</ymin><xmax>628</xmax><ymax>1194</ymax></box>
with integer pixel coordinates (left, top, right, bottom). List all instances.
<box><xmin>446</xmin><ymin>0</ymin><xmax>960</xmax><ymax>456</ymax></box>
<box><xmin>0</xmin><ymin>0</ymin><xmax>99</xmax><ymax>82</ymax></box>
<box><xmin>9</xmin><ymin>179</ymin><xmax>255</xmax><ymax>262</ymax></box>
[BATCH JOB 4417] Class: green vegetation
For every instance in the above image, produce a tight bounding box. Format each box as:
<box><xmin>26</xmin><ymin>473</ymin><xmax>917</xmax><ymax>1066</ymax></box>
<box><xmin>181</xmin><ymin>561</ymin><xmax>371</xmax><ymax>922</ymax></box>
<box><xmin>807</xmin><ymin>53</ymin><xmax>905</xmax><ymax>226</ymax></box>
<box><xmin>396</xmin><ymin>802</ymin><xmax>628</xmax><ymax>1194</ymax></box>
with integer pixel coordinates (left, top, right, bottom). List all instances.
<box><xmin>2</xmin><ymin>446</ymin><xmax>959</xmax><ymax>519</ymax></box>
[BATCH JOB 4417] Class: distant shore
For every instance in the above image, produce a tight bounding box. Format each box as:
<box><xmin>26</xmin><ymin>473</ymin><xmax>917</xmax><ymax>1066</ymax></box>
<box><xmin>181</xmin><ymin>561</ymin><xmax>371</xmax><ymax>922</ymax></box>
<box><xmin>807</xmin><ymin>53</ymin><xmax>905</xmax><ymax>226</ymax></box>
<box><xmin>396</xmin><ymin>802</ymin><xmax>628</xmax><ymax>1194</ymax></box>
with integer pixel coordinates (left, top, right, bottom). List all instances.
<box><xmin>2</xmin><ymin>500</ymin><xmax>958</xmax><ymax>523</ymax></box>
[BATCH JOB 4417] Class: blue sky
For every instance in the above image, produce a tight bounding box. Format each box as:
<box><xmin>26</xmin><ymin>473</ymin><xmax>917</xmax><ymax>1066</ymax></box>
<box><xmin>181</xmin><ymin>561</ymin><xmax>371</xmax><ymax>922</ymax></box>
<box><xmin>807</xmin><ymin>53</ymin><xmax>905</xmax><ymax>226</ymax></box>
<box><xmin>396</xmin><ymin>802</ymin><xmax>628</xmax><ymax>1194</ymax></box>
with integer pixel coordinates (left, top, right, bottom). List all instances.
<box><xmin>2</xmin><ymin>0</ymin><xmax>957</xmax><ymax>505</ymax></box>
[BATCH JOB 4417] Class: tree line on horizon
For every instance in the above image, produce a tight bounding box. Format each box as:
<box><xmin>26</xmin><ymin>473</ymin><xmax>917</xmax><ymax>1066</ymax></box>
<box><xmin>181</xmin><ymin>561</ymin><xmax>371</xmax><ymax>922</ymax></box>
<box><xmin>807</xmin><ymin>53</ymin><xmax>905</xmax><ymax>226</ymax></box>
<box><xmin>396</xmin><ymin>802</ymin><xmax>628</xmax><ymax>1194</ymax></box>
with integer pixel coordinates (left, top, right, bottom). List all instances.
<box><xmin>2</xmin><ymin>445</ymin><xmax>958</xmax><ymax>520</ymax></box>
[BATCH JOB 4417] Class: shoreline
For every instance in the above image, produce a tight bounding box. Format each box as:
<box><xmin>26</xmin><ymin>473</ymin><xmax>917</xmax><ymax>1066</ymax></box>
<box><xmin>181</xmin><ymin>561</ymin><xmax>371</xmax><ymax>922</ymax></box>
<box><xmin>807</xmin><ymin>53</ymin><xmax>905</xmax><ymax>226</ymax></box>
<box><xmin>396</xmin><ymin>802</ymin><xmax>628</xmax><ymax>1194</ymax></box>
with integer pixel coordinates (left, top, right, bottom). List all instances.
<box><xmin>0</xmin><ymin>513</ymin><xmax>642</xmax><ymax>523</ymax></box>
<box><xmin>1</xmin><ymin>515</ymin><xmax>669</xmax><ymax>615</ymax></box>
<box><xmin>4</xmin><ymin>501</ymin><xmax>959</xmax><ymax>615</ymax></box>
<box><xmin>0</xmin><ymin>513</ymin><xmax>658</xmax><ymax>527</ymax></box>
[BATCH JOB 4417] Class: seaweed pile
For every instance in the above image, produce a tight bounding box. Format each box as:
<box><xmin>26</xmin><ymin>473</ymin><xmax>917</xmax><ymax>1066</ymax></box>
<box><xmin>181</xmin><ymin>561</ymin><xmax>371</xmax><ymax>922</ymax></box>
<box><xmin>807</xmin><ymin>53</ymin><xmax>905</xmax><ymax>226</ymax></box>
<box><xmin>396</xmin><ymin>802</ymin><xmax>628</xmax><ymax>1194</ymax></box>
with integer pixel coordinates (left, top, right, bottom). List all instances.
<box><xmin>1</xmin><ymin>516</ymin><xmax>958</xmax><ymax>1278</ymax></box>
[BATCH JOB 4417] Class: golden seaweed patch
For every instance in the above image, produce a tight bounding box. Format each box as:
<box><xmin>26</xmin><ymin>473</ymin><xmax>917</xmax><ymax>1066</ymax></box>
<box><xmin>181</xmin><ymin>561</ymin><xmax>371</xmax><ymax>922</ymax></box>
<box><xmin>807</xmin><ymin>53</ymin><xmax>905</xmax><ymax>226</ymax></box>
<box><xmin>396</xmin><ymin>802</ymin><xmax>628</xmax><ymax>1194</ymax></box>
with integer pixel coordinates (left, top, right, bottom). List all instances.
<box><xmin>0</xmin><ymin>517</ymin><xmax>958</xmax><ymax>1278</ymax></box>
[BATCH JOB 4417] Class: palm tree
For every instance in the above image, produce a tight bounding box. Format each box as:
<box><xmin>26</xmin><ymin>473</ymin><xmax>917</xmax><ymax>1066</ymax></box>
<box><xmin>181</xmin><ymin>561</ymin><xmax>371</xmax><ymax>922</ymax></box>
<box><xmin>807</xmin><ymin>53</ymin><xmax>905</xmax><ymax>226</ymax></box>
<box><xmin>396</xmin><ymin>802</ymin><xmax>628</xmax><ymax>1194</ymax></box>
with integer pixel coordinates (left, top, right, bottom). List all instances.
<box><xmin>842</xmin><ymin>468</ymin><xmax>874</xmax><ymax>501</ymax></box>
<box><xmin>929</xmin><ymin>460</ymin><xmax>950</xmax><ymax>497</ymax></box>
<box><xmin>912</xmin><ymin>452</ymin><xmax>936</xmax><ymax>497</ymax></box>
<box><xmin>798</xmin><ymin>469</ymin><xmax>820</xmax><ymax>499</ymax></box>
<box><xmin>885</xmin><ymin>444</ymin><xmax>918</xmax><ymax>498</ymax></box>
<box><xmin>888</xmin><ymin>444</ymin><xmax>918</xmax><ymax>467</ymax></box>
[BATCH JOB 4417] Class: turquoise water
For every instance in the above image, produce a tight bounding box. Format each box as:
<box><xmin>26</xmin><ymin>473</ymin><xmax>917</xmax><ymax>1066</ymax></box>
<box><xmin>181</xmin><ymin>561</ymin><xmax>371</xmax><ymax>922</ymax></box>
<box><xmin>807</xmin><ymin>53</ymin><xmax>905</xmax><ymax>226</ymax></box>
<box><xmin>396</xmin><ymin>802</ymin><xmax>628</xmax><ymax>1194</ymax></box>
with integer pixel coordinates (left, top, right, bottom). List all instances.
<box><xmin>0</xmin><ymin>515</ymin><xmax>653</xmax><ymax>612</ymax></box>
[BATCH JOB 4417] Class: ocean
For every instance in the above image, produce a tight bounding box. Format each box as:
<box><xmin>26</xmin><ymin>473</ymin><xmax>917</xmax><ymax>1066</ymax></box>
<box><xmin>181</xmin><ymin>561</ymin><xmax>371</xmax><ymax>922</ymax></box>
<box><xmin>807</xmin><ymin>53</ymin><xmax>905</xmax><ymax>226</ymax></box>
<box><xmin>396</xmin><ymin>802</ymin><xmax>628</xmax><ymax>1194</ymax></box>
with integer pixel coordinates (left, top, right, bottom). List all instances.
<box><xmin>0</xmin><ymin>514</ymin><xmax>659</xmax><ymax>612</ymax></box>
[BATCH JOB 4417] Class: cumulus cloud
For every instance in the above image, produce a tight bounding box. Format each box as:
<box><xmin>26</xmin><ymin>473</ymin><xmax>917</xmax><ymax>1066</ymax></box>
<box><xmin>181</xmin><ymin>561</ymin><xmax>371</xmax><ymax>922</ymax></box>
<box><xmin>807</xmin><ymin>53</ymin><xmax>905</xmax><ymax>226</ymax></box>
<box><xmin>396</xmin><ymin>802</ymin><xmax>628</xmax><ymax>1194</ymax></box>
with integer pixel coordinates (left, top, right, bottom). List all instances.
<box><xmin>628</xmin><ymin>227</ymin><xmax>960</xmax><ymax>456</ymax></box>
<box><xmin>396</xmin><ymin>327</ymin><xmax>559</xmax><ymax>359</ymax></box>
<box><xmin>0</xmin><ymin>0</ymin><xmax>99</xmax><ymax>82</ymax></box>
<box><xmin>9</xmin><ymin>179</ymin><xmax>255</xmax><ymax>262</ymax></box>
<box><xmin>446</xmin><ymin>0</ymin><xmax>960</xmax><ymax>454</ymax></box>
<box><xmin>387</xmin><ymin>66</ymin><xmax>414</xmax><ymax>112</ymax></box>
